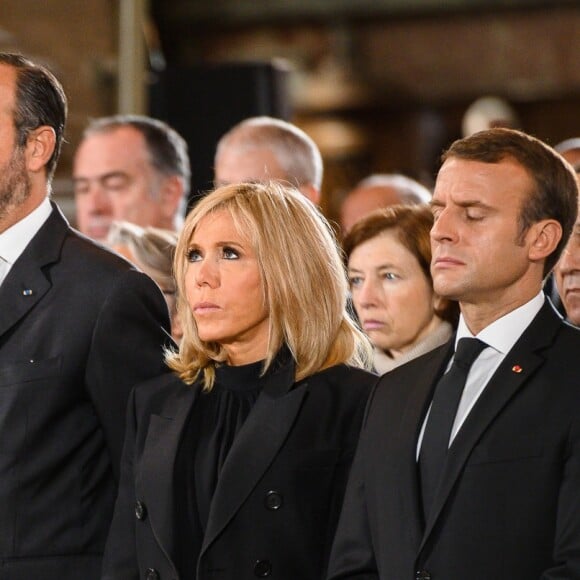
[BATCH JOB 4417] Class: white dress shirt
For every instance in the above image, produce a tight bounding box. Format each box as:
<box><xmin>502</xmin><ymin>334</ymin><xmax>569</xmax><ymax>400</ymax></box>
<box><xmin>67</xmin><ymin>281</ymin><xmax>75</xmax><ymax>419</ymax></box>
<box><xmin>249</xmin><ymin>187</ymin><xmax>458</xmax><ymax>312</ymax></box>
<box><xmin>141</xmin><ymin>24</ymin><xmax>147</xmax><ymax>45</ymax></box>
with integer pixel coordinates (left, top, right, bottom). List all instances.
<box><xmin>417</xmin><ymin>291</ymin><xmax>545</xmax><ymax>459</ymax></box>
<box><xmin>0</xmin><ymin>198</ymin><xmax>52</xmax><ymax>285</ymax></box>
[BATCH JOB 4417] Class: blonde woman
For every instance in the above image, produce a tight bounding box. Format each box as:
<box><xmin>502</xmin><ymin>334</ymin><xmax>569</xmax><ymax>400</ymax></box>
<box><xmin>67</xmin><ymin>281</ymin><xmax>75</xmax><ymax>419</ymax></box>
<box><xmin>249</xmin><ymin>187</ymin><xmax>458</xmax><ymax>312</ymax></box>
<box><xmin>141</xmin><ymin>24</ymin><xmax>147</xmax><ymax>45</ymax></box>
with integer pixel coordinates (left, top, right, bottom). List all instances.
<box><xmin>102</xmin><ymin>182</ymin><xmax>376</xmax><ymax>580</ymax></box>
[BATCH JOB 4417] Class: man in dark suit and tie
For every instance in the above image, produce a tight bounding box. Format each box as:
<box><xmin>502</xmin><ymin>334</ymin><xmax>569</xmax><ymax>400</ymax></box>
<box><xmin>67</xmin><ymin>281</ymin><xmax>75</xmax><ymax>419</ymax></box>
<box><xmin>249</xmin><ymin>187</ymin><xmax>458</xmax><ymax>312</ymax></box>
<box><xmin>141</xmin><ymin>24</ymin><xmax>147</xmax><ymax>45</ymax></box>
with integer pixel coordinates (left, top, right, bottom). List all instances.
<box><xmin>0</xmin><ymin>53</ymin><xmax>171</xmax><ymax>579</ymax></box>
<box><xmin>328</xmin><ymin>128</ymin><xmax>580</xmax><ymax>580</ymax></box>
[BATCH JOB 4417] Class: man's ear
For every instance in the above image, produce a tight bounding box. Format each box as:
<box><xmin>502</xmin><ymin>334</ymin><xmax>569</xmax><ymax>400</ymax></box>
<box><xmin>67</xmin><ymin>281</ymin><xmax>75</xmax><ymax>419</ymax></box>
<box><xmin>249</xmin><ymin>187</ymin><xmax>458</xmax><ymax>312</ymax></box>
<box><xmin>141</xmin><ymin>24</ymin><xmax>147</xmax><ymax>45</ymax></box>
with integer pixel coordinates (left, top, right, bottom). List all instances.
<box><xmin>527</xmin><ymin>219</ymin><xmax>562</xmax><ymax>262</ymax></box>
<box><xmin>25</xmin><ymin>126</ymin><xmax>56</xmax><ymax>173</ymax></box>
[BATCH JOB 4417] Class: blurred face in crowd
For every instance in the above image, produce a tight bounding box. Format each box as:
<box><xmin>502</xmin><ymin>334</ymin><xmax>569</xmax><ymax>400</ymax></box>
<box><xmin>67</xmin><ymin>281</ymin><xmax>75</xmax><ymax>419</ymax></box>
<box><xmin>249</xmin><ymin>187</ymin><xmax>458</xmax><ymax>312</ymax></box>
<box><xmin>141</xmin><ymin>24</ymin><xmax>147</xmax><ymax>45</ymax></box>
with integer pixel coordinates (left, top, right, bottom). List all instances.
<box><xmin>214</xmin><ymin>146</ymin><xmax>287</xmax><ymax>187</ymax></box>
<box><xmin>554</xmin><ymin>199</ymin><xmax>580</xmax><ymax>326</ymax></box>
<box><xmin>111</xmin><ymin>242</ymin><xmax>184</xmax><ymax>344</ymax></box>
<box><xmin>348</xmin><ymin>230</ymin><xmax>441</xmax><ymax>357</ymax></box>
<box><xmin>73</xmin><ymin>126</ymin><xmax>174</xmax><ymax>242</ymax></box>
<box><xmin>215</xmin><ymin>142</ymin><xmax>320</xmax><ymax>205</ymax></box>
<box><xmin>185</xmin><ymin>209</ymin><xmax>269</xmax><ymax>365</ymax></box>
<box><xmin>341</xmin><ymin>186</ymin><xmax>403</xmax><ymax>235</ymax></box>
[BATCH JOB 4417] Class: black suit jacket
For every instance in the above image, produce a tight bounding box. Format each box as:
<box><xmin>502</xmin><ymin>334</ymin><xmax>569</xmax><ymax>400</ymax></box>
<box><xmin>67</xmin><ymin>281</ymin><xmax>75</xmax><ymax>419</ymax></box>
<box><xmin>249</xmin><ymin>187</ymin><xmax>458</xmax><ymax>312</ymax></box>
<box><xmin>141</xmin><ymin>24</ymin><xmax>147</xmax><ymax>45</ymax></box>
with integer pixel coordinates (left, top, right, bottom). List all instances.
<box><xmin>0</xmin><ymin>204</ymin><xmax>171</xmax><ymax>580</ymax></box>
<box><xmin>102</xmin><ymin>358</ymin><xmax>377</xmax><ymax>580</ymax></box>
<box><xmin>328</xmin><ymin>300</ymin><xmax>580</xmax><ymax>580</ymax></box>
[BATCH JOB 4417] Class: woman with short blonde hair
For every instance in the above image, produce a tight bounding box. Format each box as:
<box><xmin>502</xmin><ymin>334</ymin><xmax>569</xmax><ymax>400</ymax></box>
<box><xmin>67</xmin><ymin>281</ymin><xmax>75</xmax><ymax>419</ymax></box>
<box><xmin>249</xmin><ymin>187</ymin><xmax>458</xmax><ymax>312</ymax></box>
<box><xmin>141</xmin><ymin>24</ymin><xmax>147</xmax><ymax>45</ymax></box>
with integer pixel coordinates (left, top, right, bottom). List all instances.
<box><xmin>103</xmin><ymin>181</ymin><xmax>376</xmax><ymax>580</ymax></box>
<box><xmin>168</xmin><ymin>181</ymin><xmax>371</xmax><ymax>387</ymax></box>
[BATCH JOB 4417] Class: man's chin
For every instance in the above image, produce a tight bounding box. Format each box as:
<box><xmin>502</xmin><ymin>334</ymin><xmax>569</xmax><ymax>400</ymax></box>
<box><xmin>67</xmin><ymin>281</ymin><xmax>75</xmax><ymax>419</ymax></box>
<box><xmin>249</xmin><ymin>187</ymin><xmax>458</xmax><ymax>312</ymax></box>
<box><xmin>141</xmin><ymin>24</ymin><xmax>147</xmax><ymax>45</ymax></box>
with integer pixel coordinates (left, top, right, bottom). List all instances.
<box><xmin>433</xmin><ymin>279</ymin><xmax>463</xmax><ymax>302</ymax></box>
<box><xmin>86</xmin><ymin>224</ymin><xmax>112</xmax><ymax>243</ymax></box>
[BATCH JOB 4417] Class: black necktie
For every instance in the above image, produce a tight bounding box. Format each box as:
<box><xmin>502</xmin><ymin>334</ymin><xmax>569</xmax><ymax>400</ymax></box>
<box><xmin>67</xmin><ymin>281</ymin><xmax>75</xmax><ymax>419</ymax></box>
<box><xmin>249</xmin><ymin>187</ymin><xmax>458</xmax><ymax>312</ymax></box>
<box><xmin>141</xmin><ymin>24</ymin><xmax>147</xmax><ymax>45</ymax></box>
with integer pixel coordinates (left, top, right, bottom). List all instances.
<box><xmin>419</xmin><ymin>337</ymin><xmax>487</xmax><ymax>519</ymax></box>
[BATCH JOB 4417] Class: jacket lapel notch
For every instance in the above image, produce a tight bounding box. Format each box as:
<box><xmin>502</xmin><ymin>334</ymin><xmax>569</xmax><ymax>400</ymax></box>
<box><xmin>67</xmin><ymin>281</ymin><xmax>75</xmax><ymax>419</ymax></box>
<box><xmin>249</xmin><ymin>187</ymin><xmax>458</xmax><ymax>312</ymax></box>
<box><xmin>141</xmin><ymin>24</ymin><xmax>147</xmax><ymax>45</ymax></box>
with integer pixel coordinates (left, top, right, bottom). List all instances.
<box><xmin>419</xmin><ymin>353</ymin><xmax>542</xmax><ymax>549</ymax></box>
<box><xmin>140</xmin><ymin>386</ymin><xmax>198</xmax><ymax>565</ymax></box>
<box><xmin>201</xmin><ymin>358</ymin><xmax>303</xmax><ymax>555</ymax></box>
<box><xmin>0</xmin><ymin>202</ymin><xmax>67</xmax><ymax>338</ymax></box>
<box><xmin>419</xmin><ymin>301</ymin><xmax>559</xmax><ymax>550</ymax></box>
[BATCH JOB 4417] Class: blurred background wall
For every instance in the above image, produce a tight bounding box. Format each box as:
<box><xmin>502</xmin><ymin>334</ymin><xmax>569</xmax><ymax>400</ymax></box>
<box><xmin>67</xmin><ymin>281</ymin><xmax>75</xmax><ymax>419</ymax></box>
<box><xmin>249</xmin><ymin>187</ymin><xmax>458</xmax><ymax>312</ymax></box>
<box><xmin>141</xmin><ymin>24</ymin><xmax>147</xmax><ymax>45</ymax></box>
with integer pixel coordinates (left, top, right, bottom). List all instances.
<box><xmin>1</xmin><ymin>0</ymin><xmax>579</xmax><ymax>223</ymax></box>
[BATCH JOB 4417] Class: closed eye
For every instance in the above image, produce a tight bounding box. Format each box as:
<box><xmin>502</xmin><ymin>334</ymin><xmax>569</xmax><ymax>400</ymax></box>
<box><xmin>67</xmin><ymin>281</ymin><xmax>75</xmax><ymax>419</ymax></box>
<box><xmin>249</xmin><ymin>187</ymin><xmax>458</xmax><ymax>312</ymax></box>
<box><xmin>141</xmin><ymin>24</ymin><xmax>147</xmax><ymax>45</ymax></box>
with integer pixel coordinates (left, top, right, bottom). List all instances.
<box><xmin>73</xmin><ymin>179</ymin><xmax>89</xmax><ymax>195</ymax></box>
<box><xmin>102</xmin><ymin>175</ymin><xmax>130</xmax><ymax>192</ymax></box>
<box><xmin>465</xmin><ymin>209</ymin><xmax>485</xmax><ymax>221</ymax></box>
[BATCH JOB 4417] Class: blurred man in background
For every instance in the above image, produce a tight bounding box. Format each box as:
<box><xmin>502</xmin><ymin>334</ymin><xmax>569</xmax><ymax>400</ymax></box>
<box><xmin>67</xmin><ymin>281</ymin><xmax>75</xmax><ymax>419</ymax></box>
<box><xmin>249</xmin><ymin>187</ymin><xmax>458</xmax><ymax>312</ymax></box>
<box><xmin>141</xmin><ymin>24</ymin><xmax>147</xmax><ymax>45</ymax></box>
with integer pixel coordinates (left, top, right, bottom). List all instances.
<box><xmin>214</xmin><ymin>115</ymin><xmax>322</xmax><ymax>204</ymax></box>
<box><xmin>73</xmin><ymin>114</ymin><xmax>190</xmax><ymax>242</ymax></box>
<box><xmin>554</xmin><ymin>137</ymin><xmax>580</xmax><ymax>325</ymax></box>
<box><xmin>340</xmin><ymin>173</ymin><xmax>431</xmax><ymax>234</ymax></box>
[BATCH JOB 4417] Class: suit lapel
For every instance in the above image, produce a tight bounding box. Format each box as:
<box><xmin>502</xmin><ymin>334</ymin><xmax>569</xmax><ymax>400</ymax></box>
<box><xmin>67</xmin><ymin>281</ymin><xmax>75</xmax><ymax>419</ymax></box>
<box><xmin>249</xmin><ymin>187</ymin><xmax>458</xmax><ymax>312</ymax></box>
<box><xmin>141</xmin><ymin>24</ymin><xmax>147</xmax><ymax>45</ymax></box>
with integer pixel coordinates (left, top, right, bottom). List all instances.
<box><xmin>201</xmin><ymin>357</ymin><xmax>305</xmax><ymax>555</ymax></box>
<box><xmin>140</xmin><ymin>381</ymin><xmax>198</xmax><ymax>566</ymax></box>
<box><xmin>0</xmin><ymin>202</ymin><xmax>67</xmax><ymax>338</ymax></box>
<box><xmin>0</xmin><ymin>266</ymin><xmax>51</xmax><ymax>337</ymax></box>
<box><xmin>419</xmin><ymin>302</ymin><xmax>561</xmax><ymax>551</ymax></box>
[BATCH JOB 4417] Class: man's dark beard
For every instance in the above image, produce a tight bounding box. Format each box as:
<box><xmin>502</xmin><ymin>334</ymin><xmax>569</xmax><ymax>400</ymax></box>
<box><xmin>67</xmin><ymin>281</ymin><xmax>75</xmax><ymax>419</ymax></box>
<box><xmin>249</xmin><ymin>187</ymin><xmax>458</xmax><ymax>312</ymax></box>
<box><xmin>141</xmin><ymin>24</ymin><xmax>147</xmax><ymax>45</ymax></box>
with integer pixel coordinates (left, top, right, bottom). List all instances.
<box><xmin>0</xmin><ymin>146</ymin><xmax>31</xmax><ymax>223</ymax></box>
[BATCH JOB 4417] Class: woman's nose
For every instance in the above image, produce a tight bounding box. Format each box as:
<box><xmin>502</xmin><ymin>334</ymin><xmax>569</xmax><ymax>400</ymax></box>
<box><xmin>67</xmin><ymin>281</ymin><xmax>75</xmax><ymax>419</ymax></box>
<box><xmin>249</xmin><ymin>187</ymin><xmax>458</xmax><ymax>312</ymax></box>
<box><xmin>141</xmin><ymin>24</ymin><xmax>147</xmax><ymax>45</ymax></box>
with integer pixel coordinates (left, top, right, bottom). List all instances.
<box><xmin>356</xmin><ymin>280</ymin><xmax>381</xmax><ymax>308</ymax></box>
<box><xmin>194</xmin><ymin>258</ymin><xmax>219</xmax><ymax>288</ymax></box>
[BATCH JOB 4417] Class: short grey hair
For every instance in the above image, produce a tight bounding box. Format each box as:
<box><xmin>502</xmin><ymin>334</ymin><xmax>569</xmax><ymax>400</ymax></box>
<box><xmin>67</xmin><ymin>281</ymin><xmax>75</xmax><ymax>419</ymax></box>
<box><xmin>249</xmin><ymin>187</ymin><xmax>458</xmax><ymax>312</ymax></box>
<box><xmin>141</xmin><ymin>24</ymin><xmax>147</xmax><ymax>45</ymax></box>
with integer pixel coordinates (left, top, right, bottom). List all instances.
<box><xmin>555</xmin><ymin>137</ymin><xmax>580</xmax><ymax>154</ymax></box>
<box><xmin>82</xmin><ymin>114</ymin><xmax>191</xmax><ymax>196</ymax></box>
<box><xmin>355</xmin><ymin>173</ymin><xmax>431</xmax><ymax>204</ymax></box>
<box><xmin>215</xmin><ymin>116</ymin><xmax>323</xmax><ymax>190</ymax></box>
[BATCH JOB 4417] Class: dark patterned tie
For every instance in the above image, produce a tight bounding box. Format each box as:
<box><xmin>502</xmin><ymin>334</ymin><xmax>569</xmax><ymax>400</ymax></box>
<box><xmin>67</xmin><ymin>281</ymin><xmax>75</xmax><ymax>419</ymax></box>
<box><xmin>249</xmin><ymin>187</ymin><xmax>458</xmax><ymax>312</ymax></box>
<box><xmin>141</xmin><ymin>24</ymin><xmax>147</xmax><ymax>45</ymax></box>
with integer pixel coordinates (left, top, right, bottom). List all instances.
<box><xmin>419</xmin><ymin>337</ymin><xmax>487</xmax><ymax>519</ymax></box>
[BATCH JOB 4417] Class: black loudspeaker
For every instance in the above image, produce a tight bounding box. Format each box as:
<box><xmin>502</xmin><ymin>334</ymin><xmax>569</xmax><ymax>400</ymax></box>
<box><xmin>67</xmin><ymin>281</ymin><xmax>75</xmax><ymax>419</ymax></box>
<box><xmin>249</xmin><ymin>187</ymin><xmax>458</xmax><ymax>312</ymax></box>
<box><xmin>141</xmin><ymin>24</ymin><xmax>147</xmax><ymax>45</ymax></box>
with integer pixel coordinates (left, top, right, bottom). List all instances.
<box><xmin>149</xmin><ymin>61</ymin><xmax>291</xmax><ymax>207</ymax></box>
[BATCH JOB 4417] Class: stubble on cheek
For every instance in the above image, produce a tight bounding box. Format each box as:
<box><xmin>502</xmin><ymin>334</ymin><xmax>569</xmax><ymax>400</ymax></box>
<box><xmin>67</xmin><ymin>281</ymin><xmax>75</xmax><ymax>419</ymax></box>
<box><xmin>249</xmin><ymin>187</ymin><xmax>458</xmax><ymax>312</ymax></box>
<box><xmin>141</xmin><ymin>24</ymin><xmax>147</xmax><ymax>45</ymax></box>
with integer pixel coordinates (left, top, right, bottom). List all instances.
<box><xmin>0</xmin><ymin>149</ymin><xmax>31</xmax><ymax>220</ymax></box>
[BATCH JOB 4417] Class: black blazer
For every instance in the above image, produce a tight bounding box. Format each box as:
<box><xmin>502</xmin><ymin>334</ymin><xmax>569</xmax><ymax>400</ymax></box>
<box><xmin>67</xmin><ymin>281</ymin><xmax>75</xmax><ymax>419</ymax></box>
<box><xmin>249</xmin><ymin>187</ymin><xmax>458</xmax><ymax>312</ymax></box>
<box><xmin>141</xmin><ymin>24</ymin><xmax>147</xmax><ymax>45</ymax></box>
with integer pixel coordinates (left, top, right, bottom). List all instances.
<box><xmin>102</xmin><ymin>358</ymin><xmax>377</xmax><ymax>580</ymax></box>
<box><xmin>328</xmin><ymin>300</ymin><xmax>580</xmax><ymax>580</ymax></box>
<box><xmin>0</xmin><ymin>204</ymin><xmax>171</xmax><ymax>580</ymax></box>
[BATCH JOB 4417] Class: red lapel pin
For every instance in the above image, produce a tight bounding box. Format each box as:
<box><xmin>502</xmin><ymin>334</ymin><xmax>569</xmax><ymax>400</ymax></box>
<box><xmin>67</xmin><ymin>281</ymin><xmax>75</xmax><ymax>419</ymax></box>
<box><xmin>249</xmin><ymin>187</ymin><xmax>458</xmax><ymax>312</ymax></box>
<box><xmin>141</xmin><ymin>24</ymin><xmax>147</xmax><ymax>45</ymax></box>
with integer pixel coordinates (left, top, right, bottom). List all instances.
<box><xmin>512</xmin><ymin>365</ymin><xmax>523</xmax><ymax>373</ymax></box>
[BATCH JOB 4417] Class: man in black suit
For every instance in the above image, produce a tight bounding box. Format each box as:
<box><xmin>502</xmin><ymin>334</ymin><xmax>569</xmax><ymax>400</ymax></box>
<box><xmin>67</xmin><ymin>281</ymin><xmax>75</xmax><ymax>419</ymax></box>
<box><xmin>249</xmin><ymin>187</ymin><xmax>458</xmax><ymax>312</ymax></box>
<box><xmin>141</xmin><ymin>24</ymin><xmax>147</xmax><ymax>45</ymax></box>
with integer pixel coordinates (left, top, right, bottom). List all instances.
<box><xmin>328</xmin><ymin>128</ymin><xmax>580</xmax><ymax>580</ymax></box>
<box><xmin>0</xmin><ymin>53</ymin><xmax>171</xmax><ymax>579</ymax></box>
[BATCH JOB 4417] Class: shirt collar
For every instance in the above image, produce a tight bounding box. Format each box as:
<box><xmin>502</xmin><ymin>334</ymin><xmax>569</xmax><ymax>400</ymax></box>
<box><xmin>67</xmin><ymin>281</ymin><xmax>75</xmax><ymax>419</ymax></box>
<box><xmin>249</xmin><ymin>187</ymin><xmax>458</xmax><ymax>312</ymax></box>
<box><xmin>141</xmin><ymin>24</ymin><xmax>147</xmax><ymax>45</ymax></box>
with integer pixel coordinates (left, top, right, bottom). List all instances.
<box><xmin>456</xmin><ymin>291</ymin><xmax>545</xmax><ymax>355</ymax></box>
<box><xmin>0</xmin><ymin>198</ymin><xmax>52</xmax><ymax>265</ymax></box>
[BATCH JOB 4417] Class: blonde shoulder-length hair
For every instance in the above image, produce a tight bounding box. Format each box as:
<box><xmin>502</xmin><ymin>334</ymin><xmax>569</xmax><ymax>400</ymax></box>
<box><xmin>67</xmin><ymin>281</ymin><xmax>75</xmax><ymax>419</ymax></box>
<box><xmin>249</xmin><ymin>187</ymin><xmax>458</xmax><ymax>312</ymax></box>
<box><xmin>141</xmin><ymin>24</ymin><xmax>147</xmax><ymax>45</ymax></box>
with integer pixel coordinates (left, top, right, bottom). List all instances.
<box><xmin>165</xmin><ymin>181</ymin><xmax>373</xmax><ymax>390</ymax></box>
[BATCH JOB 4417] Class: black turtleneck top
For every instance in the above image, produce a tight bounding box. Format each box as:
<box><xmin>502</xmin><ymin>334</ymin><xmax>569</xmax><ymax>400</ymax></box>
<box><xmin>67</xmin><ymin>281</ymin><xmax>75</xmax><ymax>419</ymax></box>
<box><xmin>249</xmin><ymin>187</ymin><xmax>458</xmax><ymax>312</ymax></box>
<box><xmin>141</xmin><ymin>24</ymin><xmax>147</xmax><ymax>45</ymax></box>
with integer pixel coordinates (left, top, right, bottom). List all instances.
<box><xmin>173</xmin><ymin>358</ymin><xmax>266</xmax><ymax>579</ymax></box>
